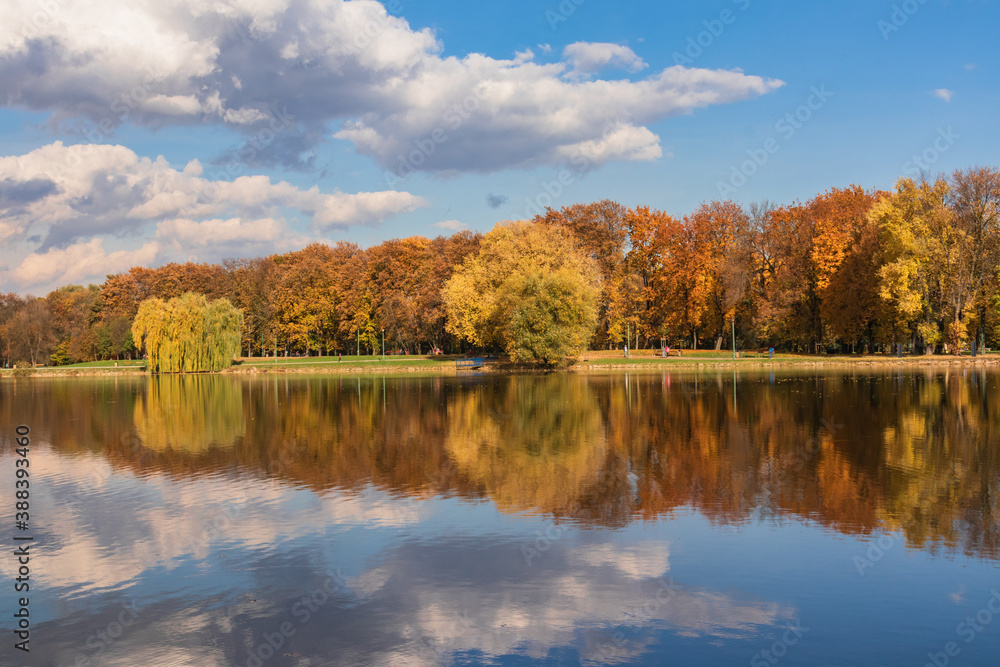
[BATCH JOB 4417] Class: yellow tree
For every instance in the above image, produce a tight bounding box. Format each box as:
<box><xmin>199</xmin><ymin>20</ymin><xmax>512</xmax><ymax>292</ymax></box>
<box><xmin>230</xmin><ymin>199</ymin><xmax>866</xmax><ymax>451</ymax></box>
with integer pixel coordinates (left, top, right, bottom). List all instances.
<box><xmin>533</xmin><ymin>200</ymin><xmax>628</xmax><ymax>346</ymax></box>
<box><xmin>132</xmin><ymin>293</ymin><xmax>242</xmax><ymax>372</ymax></box>
<box><xmin>337</xmin><ymin>250</ymin><xmax>380</xmax><ymax>355</ymax></box>
<box><xmin>442</xmin><ymin>221</ymin><xmax>601</xmax><ymax>364</ymax></box>
<box><xmin>272</xmin><ymin>243</ymin><xmax>354</xmax><ymax>355</ymax></box>
<box><xmin>873</xmin><ymin>177</ymin><xmax>958</xmax><ymax>351</ymax></box>
<box><xmin>948</xmin><ymin>167</ymin><xmax>1000</xmax><ymax>348</ymax></box>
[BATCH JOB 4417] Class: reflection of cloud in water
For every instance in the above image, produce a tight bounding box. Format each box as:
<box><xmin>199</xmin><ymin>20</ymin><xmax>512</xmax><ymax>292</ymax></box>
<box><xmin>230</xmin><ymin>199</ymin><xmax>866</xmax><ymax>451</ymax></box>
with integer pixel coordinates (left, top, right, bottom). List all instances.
<box><xmin>574</xmin><ymin>542</ymin><xmax>670</xmax><ymax>579</ymax></box>
<box><xmin>102</xmin><ymin>644</ymin><xmax>230</xmax><ymax>667</ymax></box>
<box><xmin>307</xmin><ymin>539</ymin><xmax>792</xmax><ymax>666</ymax></box>
<box><xmin>0</xmin><ymin>449</ymin><xmax>427</xmax><ymax>597</ymax></box>
<box><xmin>52</xmin><ymin>537</ymin><xmax>788</xmax><ymax>667</ymax></box>
<box><xmin>10</xmin><ymin>446</ymin><xmax>797</xmax><ymax>666</ymax></box>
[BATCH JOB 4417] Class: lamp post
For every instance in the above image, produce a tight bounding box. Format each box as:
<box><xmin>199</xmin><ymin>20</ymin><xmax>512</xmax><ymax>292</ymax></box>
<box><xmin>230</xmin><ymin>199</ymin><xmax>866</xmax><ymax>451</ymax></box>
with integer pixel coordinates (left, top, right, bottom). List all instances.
<box><xmin>381</xmin><ymin>328</ymin><xmax>385</xmax><ymax>361</ymax></box>
<box><xmin>732</xmin><ymin>317</ymin><xmax>736</xmax><ymax>360</ymax></box>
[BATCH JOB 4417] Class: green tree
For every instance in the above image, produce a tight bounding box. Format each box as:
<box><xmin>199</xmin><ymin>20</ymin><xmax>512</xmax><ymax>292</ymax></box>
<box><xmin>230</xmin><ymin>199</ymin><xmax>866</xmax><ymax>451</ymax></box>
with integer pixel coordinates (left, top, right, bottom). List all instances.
<box><xmin>131</xmin><ymin>293</ymin><xmax>243</xmax><ymax>373</ymax></box>
<box><xmin>500</xmin><ymin>267</ymin><xmax>599</xmax><ymax>364</ymax></box>
<box><xmin>443</xmin><ymin>221</ymin><xmax>601</xmax><ymax>364</ymax></box>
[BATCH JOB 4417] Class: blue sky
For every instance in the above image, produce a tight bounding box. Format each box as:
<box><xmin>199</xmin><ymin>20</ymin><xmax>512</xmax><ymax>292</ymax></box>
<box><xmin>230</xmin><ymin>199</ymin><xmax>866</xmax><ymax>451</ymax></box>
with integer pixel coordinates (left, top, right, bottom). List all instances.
<box><xmin>0</xmin><ymin>0</ymin><xmax>996</xmax><ymax>293</ymax></box>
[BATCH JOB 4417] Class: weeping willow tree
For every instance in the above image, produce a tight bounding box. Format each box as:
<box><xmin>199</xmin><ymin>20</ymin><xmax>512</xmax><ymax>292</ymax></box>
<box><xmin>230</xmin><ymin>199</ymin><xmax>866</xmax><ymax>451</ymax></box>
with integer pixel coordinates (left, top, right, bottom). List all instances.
<box><xmin>132</xmin><ymin>293</ymin><xmax>243</xmax><ymax>373</ymax></box>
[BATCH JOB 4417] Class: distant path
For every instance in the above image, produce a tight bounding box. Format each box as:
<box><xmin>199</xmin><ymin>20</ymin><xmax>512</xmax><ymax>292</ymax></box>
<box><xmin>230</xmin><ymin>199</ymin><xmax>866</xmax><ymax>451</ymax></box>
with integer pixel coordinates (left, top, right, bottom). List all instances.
<box><xmin>3</xmin><ymin>353</ymin><xmax>999</xmax><ymax>378</ymax></box>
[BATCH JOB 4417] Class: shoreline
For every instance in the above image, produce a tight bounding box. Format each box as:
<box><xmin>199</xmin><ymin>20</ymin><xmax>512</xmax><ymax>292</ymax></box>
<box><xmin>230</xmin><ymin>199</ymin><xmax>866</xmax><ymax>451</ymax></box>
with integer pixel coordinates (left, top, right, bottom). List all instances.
<box><xmin>3</xmin><ymin>354</ymin><xmax>999</xmax><ymax>378</ymax></box>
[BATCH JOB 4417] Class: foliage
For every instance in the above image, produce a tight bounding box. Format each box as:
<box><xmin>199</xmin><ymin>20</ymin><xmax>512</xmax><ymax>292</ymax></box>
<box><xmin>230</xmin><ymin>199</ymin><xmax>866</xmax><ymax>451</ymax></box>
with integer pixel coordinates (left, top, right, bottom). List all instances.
<box><xmin>6</xmin><ymin>298</ymin><xmax>56</xmax><ymax>366</ymax></box>
<box><xmin>443</xmin><ymin>221</ymin><xmax>601</xmax><ymax>364</ymax></box>
<box><xmin>874</xmin><ymin>178</ymin><xmax>960</xmax><ymax>351</ymax></box>
<box><xmin>533</xmin><ymin>200</ymin><xmax>627</xmax><ymax>346</ymax></box>
<box><xmin>131</xmin><ymin>293</ymin><xmax>243</xmax><ymax>373</ymax></box>
<box><xmin>500</xmin><ymin>267</ymin><xmax>600</xmax><ymax>365</ymax></box>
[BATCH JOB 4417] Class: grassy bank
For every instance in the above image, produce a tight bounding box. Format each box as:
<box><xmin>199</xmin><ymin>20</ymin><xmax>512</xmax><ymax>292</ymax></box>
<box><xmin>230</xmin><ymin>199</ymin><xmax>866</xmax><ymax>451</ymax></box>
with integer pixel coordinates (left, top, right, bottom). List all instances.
<box><xmin>0</xmin><ymin>354</ymin><xmax>456</xmax><ymax>377</ymax></box>
<box><xmin>2</xmin><ymin>350</ymin><xmax>998</xmax><ymax>378</ymax></box>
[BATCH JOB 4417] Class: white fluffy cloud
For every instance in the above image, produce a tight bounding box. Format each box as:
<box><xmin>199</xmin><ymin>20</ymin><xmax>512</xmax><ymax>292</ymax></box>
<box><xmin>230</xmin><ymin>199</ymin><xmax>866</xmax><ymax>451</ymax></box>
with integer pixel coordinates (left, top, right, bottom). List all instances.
<box><xmin>563</xmin><ymin>42</ymin><xmax>648</xmax><ymax>76</ymax></box>
<box><xmin>0</xmin><ymin>141</ymin><xmax>426</xmax><ymax>289</ymax></box>
<box><xmin>1</xmin><ymin>0</ymin><xmax>783</xmax><ymax>172</ymax></box>
<box><xmin>0</xmin><ymin>142</ymin><xmax>425</xmax><ymax>244</ymax></box>
<box><xmin>9</xmin><ymin>239</ymin><xmax>160</xmax><ymax>288</ymax></box>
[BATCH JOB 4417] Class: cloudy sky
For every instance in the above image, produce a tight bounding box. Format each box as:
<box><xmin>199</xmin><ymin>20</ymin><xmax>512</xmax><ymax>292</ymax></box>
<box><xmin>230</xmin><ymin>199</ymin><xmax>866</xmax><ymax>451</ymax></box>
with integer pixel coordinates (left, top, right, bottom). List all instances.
<box><xmin>1</xmin><ymin>0</ymin><xmax>997</xmax><ymax>293</ymax></box>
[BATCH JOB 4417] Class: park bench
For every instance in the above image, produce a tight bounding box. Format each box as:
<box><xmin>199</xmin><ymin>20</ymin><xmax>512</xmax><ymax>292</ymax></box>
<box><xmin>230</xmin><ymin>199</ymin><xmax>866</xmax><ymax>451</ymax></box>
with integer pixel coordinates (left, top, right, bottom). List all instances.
<box><xmin>456</xmin><ymin>357</ymin><xmax>487</xmax><ymax>370</ymax></box>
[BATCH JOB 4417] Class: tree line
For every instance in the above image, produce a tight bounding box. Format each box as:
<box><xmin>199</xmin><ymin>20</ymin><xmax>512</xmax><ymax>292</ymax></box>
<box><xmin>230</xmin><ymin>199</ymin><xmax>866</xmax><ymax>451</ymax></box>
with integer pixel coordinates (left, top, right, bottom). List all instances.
<box><xmin>1</xmin><ymin>166</ymin><xmax>998</xmax><ymax>367</ymax></box>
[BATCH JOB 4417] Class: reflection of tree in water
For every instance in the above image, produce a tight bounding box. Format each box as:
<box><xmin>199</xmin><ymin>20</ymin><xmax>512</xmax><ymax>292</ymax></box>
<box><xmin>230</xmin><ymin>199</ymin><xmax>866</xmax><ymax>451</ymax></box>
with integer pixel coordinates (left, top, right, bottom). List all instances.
<box><xmin>133</xmin><ymin>376</ymin><xmax>244</xmax><ymax>452</ymax></box>
<box><xmin>234</xmin><ymin>376</ymin><xmax>477</xmax><ymax>497</ymax></box>
<box><xmin>9</xmin><ymin>371</ymin><xmax>1000</xmax><ymax>560</ymax></box>
<box><xmin>610</xmin><ymin>370</ymin><xmax>1000</xmax><ymax>559</ymax></box>
<box><xmin>873</xmin><ymin>370</ymin><xmax>1000</xmax><ymax>558</ymax></box>
<box><xmin>445</xmin><ymin>376</ymin><xmax>619</xmax><ymax>519</ymax></box>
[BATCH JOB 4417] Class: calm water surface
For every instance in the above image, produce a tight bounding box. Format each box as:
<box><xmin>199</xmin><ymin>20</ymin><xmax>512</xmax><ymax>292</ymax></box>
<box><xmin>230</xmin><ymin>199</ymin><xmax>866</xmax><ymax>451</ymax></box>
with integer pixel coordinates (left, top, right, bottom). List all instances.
<box><xmin>1</xmin><ymin>370</ymin><xmax>999</xmax><ymax>666</ymax></box>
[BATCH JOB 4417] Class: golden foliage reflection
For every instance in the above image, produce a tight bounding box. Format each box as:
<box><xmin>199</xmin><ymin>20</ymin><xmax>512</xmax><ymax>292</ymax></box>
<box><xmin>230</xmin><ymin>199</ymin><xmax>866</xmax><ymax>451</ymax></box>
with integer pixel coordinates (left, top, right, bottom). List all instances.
<box><xmin>6</xmin><ymin>370</ymin><xmax>1000</xmax><ymax>560</ymax></box>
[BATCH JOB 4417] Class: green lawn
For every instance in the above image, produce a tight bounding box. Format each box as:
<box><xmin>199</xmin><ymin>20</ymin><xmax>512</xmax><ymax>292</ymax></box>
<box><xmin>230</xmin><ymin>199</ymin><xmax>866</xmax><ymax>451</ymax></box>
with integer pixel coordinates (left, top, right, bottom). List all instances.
<box><xmin>54</xmin><ymin>359</ymin><xmax>147</xmax><ymax>368</ymax></box>
<box><xmin>4</xmin><ymin>349</ymin><xmax>995</xmax><ymax>377</ymax></box>
<box><xmin>237</xmin><ymin>354</ymin><xmax>452</xmax><ymax>367</ymax></box>
<box><xmin>580</xmin><ymin>350</ymin><xmax>779</xmax><ymax>364</ymax></box>
<box><xmin>2</xmin><ymin>359</ymin><xmax>147</xmax><ymax>370</ymax></box>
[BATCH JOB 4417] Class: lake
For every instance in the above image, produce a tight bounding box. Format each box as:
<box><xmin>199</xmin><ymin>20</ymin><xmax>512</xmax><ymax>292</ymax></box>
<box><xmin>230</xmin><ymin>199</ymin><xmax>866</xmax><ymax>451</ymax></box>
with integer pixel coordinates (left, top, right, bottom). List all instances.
<box><xmin>2</xmin><ymin>370</ymin><xmax>999</xmax><ymax>666</ymax></box>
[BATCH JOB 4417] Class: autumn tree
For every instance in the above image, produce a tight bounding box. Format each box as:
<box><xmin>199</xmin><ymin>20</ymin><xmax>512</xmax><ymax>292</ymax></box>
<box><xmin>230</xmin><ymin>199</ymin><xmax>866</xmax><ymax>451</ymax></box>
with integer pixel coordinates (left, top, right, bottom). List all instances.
<box><xmin>809</xmin><ymin>186</ymin><xmax>886</xmax><ymax>350</ymax></box>
<box><xmin>651</xmin><ymin>201</ymin><xmax>751</xmax><ymax>350</ymax></box>
<box><xmin>948</xmin><ymin>167</ymin><xmax>1000</xmax><ymax>349</ymax></box>
<box><xmin>617</xmin><ymin>206</ymin><xmax>681</xmax><ymax>348</ymax></box>
<box><xmin>132</xmin><ymin>293</ymin><xmax>243</xmax><ymax>373</ymax></box>
<box><xmin>46</xmin><ymin>285</ymin><xmax>103</xmax><ymax>363</ymax></box>
<box><xmin>337</xmin><ymin>233</ymin><xmax>483</xmax><ymax>356</ymax></box>
<box><xmin>367</xmin><ymin>237</ymin><xmax>436</xmax><ymax>354</ymax></box>
<box><xmin>443</xmin><ymin>221</ymin><xmax>601</xmax><ymax>364</ymax></box>
<box><xmin>752</xmin><ymin>202</ymin><xmax>821</xmax><ymax>350</ymax></box>
<box><xmin>337</xmin><ymin>250</ymin><xmax>380</xmax><ymax>355</ymax></box>
<box><xmin>0</xmin><ymin>293</ymin><xmax>26</xmax><ymax>367</ymax></box>
<box><xmin>223</xmin><ymin>257</ymin><xmax>278</xmax><ymax>357</ymax></box>
<box><xmin>422</xmin><ymin>232</ymin><xmax>482</xmax><ymax>351</ymax></box>
<box><xmin>533</xmin><ymin>200</ymin><xmax>627</xmax><ymax>346</ymax></box>
<box><xmin>272</xmin><ymin>243</ymin><xmax>357</xmax><ymax>355</ymax></box>
<box><xmin>7</xmin><ymin>298</ymin><xmax>56</xmax><ymax>366</ymax></box>
<box><xmin>874</xmin><ymin>177</ymin><xmax>958</xmax><ymax>352</ymax></box>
